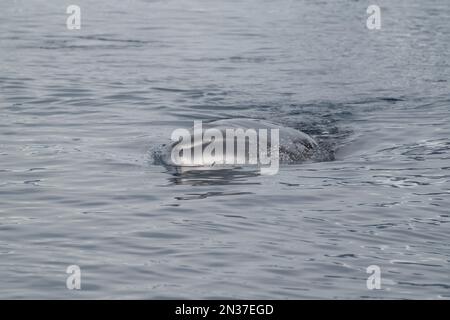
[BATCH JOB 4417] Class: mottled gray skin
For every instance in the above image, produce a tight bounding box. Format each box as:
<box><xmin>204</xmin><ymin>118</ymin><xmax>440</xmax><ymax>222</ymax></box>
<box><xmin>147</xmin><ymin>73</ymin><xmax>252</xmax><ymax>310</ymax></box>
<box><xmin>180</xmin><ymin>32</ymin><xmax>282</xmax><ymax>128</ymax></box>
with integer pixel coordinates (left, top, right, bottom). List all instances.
<box><xmin>161</xmin><ymin>118</ymin><xmax>318</xmax><ymax>170</ymax></box>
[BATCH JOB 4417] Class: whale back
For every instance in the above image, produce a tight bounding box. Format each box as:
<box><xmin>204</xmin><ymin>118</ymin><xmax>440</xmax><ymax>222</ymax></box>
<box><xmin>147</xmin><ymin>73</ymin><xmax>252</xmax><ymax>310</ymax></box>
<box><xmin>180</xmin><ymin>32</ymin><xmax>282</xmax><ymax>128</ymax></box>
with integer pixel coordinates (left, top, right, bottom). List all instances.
<box><xmin>160</xmin><ymin>118</ymin><xmax>318</xmax><ymax>168</ymax></box>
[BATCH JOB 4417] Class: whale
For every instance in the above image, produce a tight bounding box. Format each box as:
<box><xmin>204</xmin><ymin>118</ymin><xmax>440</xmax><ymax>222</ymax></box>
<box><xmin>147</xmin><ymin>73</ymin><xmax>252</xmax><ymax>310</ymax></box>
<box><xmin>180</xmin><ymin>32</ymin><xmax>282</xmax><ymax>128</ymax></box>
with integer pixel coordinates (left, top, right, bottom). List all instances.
<box><xmin>156</xmin><ymin>118</ymin><xmax>319</xmax><ymax>173</ymax></box>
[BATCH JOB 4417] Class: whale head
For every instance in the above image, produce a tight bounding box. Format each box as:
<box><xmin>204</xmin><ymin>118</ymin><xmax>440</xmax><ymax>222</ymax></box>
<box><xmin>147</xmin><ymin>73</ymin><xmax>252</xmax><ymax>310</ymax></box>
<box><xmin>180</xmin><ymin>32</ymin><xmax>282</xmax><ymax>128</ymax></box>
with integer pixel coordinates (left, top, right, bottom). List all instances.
<box><xmin>160</xmin><ymin>118</ymin><xmax>318</xmax><ymax>175</ymax></box>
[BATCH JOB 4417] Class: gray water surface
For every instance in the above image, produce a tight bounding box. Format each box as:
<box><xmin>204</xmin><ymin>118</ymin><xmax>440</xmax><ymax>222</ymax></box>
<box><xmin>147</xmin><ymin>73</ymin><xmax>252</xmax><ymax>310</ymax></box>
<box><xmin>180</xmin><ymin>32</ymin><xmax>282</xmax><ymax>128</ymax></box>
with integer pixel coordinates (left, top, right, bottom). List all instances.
<box><xmin>1</xmin><ymin>0</ymin><xmax>449</xmax><ymax>299</ymax></box>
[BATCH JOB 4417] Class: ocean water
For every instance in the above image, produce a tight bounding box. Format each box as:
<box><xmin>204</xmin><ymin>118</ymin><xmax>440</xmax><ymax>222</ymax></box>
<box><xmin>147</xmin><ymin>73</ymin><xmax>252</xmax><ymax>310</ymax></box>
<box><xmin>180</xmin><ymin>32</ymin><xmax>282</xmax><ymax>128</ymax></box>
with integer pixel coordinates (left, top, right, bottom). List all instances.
<box><xmin>1</xmin><ymin>0</ymin><xmax>449</xmax><ymax>299</ymax></box>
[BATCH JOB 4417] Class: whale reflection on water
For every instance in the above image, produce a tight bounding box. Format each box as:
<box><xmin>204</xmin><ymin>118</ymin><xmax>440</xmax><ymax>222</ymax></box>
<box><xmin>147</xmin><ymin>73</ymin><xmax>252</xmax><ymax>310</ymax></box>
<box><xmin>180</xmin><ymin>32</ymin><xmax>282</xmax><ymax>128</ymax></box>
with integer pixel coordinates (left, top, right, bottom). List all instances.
<box><xmin>167</xmin><ymin>167</ymin><xmax>262</xmax><ymax>186</ymax></box>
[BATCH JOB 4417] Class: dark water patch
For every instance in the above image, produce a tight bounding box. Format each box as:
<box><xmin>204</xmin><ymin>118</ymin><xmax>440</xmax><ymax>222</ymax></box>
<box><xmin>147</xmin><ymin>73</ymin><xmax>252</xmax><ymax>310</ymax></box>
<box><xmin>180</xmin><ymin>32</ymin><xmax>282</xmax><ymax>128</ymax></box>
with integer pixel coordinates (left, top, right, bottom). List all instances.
<box><xmin>165</xmin><ymin>168</ymin><xmax>262</xmax><ymax>187</ymax></box>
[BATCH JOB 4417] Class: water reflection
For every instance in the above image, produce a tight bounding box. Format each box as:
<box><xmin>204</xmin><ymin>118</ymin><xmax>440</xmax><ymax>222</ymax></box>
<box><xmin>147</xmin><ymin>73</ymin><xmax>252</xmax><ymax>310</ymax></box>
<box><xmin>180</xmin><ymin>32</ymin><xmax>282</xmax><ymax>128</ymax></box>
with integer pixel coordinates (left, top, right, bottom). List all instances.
<box><xmin>165</xmin><ymin>166</ymin><xmax>262</xmax><ymax>186</ymax></box>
